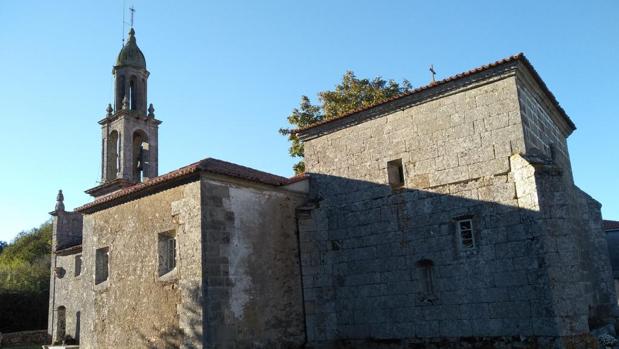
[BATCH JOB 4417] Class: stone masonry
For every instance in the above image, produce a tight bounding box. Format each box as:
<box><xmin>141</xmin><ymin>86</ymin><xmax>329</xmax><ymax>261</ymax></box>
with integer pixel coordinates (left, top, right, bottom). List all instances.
<box><xmin>296</xmin><ymin>55</ymin><xmax>617</xmax><ymax>348</ymax></box>
<box><xmin>48</xmin><ymin>31</ymin><xmax>616</xmax><ymax>349</ymax></box>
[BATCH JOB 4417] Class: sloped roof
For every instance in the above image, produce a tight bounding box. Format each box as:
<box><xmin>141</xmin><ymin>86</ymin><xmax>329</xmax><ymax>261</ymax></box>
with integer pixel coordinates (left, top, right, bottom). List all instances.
<box><xmin>76</xmin><ymin>158</ymin><xmax>294</xmax><ymax>213</ymax></box>
<box><xmin>604</xmin><ymin>220</ymin><xmax>619</xmax><ymax>232</ymax></box>
<box><xmin>294</xmin><ymin>53</ymin><xmax>575</xmax><ymax>136</ymax></box>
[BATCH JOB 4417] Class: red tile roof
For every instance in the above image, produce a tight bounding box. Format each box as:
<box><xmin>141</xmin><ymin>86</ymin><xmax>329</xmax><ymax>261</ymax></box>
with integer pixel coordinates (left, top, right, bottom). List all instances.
<box><xmin>294</xmin><ymin>53</ymin><xmax>575</xmax><ymax>135</ymax></box>
<box><xmin>76</xmin><ymin>158</ymin><xmax>298</xmax><ymax>213</ymax></box>
<box><xmin>604</xmin><ymin>220</ymin><xmax>619</xmax><ymax>232</ymax></box>
<box><xmin>55</xmin><ymin>244</ymin><xmax>82</xmax><ymax>255</ymax></box>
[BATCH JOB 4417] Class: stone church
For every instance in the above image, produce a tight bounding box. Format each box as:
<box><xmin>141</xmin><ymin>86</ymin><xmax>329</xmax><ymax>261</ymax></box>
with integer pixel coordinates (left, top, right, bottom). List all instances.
<box><xmin>48</xmin><ymin>28</ymin><xmax>618</xmax><ymax>349</ymax></box>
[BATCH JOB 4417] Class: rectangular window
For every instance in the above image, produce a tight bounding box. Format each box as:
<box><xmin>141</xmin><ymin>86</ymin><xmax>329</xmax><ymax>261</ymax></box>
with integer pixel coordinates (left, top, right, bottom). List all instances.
<box><xmin>158</xmin><ymin>232</ymin><xmax>176</xmax><ymax>276</ymax></box>
<box><xmin>457</xmin><ymin>219</ymin><xmax>475</xmax><ymax>249</ymax></box>
<box><xmin>95</xmin><ymin>247</ymin><xmax>109</xmax><ymax>284</ymax></box>
<box><xmin>387</xmin><ymin>159</ymin><xmax>405</xmax><ymax>189</ymax></box>
<box><xmin>74</xmin><ymin>254</ymin><xmax>82</xmax><ymax>277</ymax></box>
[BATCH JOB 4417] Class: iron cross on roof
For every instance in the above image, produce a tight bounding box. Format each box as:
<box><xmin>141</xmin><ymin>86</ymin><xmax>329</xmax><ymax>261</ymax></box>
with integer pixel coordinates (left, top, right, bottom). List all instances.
<box><xmin>429</xmin><ymin>64</ymin><xmax>437</xmax><ymax>83</ymax></box>
<box><xmin>129</xmin><ymin>6</ymin><xmax>136</xmax><ymax>28</ymax></box>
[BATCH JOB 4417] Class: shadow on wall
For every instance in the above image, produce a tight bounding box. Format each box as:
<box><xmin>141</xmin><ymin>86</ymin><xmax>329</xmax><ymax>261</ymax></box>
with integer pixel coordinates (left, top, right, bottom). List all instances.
<box><xmin>297</xmin><ymin>168</ymin><xmax>616</xmax><ymax>343</ymax></box>
<box><xmin>137</xmin><ymin>284</ymin><xmax>202</xmax><ymax>349</ymax></box>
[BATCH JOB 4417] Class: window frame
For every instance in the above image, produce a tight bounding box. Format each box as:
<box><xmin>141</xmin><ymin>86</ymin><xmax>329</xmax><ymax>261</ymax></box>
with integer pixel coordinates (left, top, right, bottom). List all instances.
<box><xmin>158</xmin><ymin>231</ymin><xmax>177</xmax><ymax>278</ymax></box>
<box><xmin>456</xmin><ymin>218</ymin><xmax>475</xmax><ymax>250</ymax></box>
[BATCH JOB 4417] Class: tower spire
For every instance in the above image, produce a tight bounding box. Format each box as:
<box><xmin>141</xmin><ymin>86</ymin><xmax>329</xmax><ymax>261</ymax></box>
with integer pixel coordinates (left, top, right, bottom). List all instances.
<box><xmin>88</xmin><ymin>27</ymin><xmax>161</xmax><ymax>198</ymax></box>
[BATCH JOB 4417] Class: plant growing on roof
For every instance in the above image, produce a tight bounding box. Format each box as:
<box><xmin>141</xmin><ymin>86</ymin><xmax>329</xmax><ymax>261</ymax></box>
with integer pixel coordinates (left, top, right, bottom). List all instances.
<box><xmin>279</xmin><ymin>71</ymin><xmax>411</xmax><ymax>174</ymax></box>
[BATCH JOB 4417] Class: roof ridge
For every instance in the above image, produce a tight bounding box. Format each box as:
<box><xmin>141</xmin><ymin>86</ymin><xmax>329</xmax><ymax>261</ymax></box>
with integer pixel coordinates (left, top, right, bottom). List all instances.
<box><xmin>198</xmin><ymin>157</ymin><xmax>290</xmax><ymax>182</ymax></box>
<box><xmin>76</xmin><ymin>157</ymin><xmax>296</xmax><ymax>213</ymax></box>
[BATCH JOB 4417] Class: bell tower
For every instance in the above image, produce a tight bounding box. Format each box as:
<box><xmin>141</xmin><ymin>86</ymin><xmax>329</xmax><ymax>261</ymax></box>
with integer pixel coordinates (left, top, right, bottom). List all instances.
<box><xmin>87</xmin><ymin>28</ymin><xmax>161</xmax><ymax>198</ymax></box>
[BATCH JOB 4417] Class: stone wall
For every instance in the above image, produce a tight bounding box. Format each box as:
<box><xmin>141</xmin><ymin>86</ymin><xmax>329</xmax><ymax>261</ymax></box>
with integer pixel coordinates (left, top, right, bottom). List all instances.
<box><xmin>48</xmin><ymin>209</ymin><xmax>83</xmax><ymax>343</ymax></box>
<box><xmin>80</xmin><ymin>181</ymin><xmax>202</xmax><ymax>349</ymax></box>
<box><xmin>516</xmin><ymin>71</ymin><xmax>574</xmax><ymax>183</ymax></box>
<box><xmin>299</xmin><ymin>71</ymin><xmax>615</xmax><ymax>348</ymax></box>
<box><xmin>0</xmin><ymin>330</ymin><xmax>50</xmax><ymax>346</ymax></box>
<box><xmin>515</xmin><ymin>72</ymin><xmax>617</xmax><ymax>332</ymax></box>
<box><xmin>300</xmin><ymin>75</ymin><xmax>544</xmax><ymax>343</ymax></box>
<box><xmin>201</xmin><ymin>175</ymin><xmax>306</xmax><ymax>348</ymax></box>
<box><xmin>606</xmin><ymin>231</ymin><xmax>619</xmax><ymax>279</ymax></box>
<box><xmin>303</xmin><ymin>73</ymin><xmax>525</xmax><ymax>186</ymax></box>
<box><xmin>48</xmin><ymin>250</ymin><xmax>85</xmax><ymax>344</ymax></box>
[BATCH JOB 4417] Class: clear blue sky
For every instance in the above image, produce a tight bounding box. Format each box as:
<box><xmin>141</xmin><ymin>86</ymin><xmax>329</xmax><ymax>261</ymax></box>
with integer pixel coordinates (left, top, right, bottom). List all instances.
<box><xmin>0</xmin><ymin>1</ymin><xmax>617</xmax><ymax>242</ymax></box>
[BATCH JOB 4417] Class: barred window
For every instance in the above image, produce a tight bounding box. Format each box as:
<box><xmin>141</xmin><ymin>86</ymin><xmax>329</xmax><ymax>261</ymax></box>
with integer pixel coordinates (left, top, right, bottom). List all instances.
<box><xmin>457</xmin><ymin>219</ymin><xmax>475</xmax><ymax>249</ymax></box>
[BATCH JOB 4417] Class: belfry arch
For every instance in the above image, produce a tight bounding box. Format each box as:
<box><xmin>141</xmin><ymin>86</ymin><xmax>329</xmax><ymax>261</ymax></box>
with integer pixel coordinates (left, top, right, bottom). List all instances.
<box><xmin>132</xmin><ymin>129</ymin><xmax>149</xmax><ymax>181</ymax></box>
<box><xmin>106</xmin><ymin>130</ymin><xmax>120</xmax><ymax>180</ymax></box>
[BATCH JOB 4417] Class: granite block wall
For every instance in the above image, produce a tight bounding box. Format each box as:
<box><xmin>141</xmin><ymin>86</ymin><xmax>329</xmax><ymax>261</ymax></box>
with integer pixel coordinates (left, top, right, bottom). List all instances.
<box><xmin>298</xmin><ymin>70</ymin><xmax>615</xmax><ymax>347</ymax></box>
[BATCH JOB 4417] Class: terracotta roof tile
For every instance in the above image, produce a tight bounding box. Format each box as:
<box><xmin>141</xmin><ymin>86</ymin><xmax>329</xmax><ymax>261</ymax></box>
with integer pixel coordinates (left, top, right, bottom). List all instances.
<box><xmin>200</xmin><ymin>158</ymin><xmax>291</xmax><ymax>186</ymax></box>
<box><xmin>76</xmin><ymin>158</ymin><xmax>297</xmax><ymax>213</ymax></box>
<box><xmin>604</xmin><ymin>220</ymin><xmax>619</xmax><ymax>231</ymax></box>
<box><xmin>294</xmin><ymin>53</ymin><xmax>575</xmax><ymax>135</ymax></box>
<box><xmin>287</xmin><ymin>173</ymin><xmax>310</xmax><ymax>184</ymax></box>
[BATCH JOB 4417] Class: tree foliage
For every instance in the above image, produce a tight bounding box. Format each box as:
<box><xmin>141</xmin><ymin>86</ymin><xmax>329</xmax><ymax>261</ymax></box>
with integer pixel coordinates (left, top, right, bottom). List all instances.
<box><xmin>0</xmin><ymin>221</ymin><xmax>52</xmax><ymax>331</ymax></box>
<box><xmin>280</xmin><ymin>71</ymin><xmax>411</xmax><ymax>174</ymax></box>
<box><xmin>0</xmin><ymin>221</ymin><xmax>52</xmax><ymax>294</ymax></box>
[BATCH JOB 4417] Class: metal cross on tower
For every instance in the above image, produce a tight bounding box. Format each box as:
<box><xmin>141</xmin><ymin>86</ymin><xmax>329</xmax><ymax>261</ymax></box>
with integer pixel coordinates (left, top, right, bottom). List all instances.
<box><xmin>129</xmin><ymin>6</ymin><xmax>136</xmax><ymax>28</ymax></box>
<box><xmin>429</xmin><ymin>65</ymin><xmax>437</xmax><ymax>83</ymax></box>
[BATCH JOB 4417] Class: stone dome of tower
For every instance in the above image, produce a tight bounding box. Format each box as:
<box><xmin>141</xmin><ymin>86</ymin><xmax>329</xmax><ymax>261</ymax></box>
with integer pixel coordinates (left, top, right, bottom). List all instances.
<box><xmin>116</xmin><ymin>28</ymin><xmax>146</xmax><ymax>68</ymax></box>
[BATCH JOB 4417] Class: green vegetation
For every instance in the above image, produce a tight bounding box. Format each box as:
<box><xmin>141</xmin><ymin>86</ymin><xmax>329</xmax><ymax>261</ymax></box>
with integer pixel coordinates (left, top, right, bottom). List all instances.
<box><xmin>0</xmin><ymin>221</ymin><xmax>52</xmax><ymax>332</ymax></box>
<box><xmin>0</xmin><ymin>221</ymin><xmax>52</xmax><ymax>293</ymax></box>
<box><xmin>280</xmin><ymin>71</ymin><xmax>412</xmax><ymax>174</ymax></box>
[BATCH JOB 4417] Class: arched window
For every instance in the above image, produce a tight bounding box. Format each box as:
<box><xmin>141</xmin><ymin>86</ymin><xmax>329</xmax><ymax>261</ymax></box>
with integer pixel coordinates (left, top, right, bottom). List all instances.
<box><xmin>132</xmin><ymin>130</ymin><xmax>149</xmax><ymax>181</ymax></box>
<box><xmin>129</xmin><ymin>79</ymin><xmax>135</xmax><ymax>110</ymax></box>
<box><xmin>142</xmin><ymin>78</ymin><xmax>147</xmax><ymax>106</ymax></box>
<box><xmin>416</xmin><ymin>259</ymin><xmax>435</xmax><ymax>296</ymax></box>
<box><xmin>106</xmin><ymin>131</ymin><xmax>120</xmax><ymax>180</ymax></box>
<box><xmin>117</xmin><ymin>75</ymin><xmax>125</xmax><ymax>110</ymax></box>
<box><xmin>129</xmin><ymin>75</ymin><xmax>139</xmax><ymax>111</ymax></box>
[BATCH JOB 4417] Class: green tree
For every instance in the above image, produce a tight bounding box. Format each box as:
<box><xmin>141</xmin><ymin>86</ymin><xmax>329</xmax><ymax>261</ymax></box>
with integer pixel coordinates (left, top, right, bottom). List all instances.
<box><xmin>0</xmin><ymin>221</ymin><xmax>52</xmax><ymax>293</ymax></box>
<box><xmin>280</xmin><ymin>71</ymin><xmax>411</xmax><ymax>174</ymax></box>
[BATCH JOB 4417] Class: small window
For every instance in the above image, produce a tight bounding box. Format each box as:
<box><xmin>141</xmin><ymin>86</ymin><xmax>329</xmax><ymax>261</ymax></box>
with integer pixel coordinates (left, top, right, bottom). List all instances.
<box><xmin>95</xmin><ymin>247</ymin><xmax>109</xmax><ymax>284</ymax></box>
<box><xmin>74</xmin><ymin>255</ymin><xmax>82</xmax><ymax>277</ymax></box>
<box><xmin>457</xmin><ymin>219</ymin><xmax>475</xmax><ymax>249</ymax></box>
<box><xmin>158</xmin><ymin>232</ymin><xmax>177</xmax><ymax>276</ymax></box>
<box><xmin>387</xmin><ymin>159</ymin><xmax>405</xmax><ymax>189</ymax></box>
<box><xmin>416</xmin><ymin>259</ymin><xmax>435</xmax><ymax>295</ymax></box>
